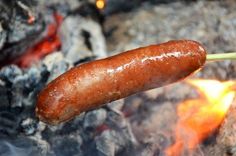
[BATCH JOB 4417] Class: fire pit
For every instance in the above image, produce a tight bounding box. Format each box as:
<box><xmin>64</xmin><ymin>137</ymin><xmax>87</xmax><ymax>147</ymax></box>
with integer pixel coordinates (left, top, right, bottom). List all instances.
<box><xmin>0</xmin><ymin>0</ymin><xmax>236</xmax><ymax>156</ymax></box>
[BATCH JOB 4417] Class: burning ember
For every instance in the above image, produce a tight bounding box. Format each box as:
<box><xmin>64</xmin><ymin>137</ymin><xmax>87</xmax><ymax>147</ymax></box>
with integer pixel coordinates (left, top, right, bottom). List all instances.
<box><xmin>1</xmin><ymin>1</ymin><xmax>236</xmax><ymax>155</ymax></box>
<box><xmin>166</xmin><ymin>79</ymin><xmax>236</xmax><ymax>156</ymax></box>
<box><xmin>96</xmin><ymin>0</ymin><xmax>106</xmax><ymax>10</ymax></box>
<box><xmin>13</xmin><ymin>13</ymin><xmax>63</xmax><ymax>68</ymax></box>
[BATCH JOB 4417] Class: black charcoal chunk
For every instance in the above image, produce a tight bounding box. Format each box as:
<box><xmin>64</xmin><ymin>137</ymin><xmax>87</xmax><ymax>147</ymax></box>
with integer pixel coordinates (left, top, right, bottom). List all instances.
<box><xmin>0</xmin><ymin>110</ymin><xmax>20</xmax><ymax>136</ymax></box>
<box><xmin>0</xmin><ymin>85</ymin><xmax>9</xmax><ymax>107</ymax></box>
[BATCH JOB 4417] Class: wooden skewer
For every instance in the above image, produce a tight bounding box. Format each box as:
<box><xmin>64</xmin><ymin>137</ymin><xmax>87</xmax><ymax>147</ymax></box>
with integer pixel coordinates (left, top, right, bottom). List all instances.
<box><xmin>207</xmin><ymin>52</ymin><xmax>236</xmax><ymax>61</ymax></box>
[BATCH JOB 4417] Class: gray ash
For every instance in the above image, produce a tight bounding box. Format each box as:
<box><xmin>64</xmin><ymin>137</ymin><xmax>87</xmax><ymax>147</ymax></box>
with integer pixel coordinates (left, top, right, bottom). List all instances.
<box><xmin>0</xmin><ymin>0</ymin><xmax>236</xmax><ymax>156</ymax></box>
<box><xmin>0</xmin><ymin>0</ymin><xmax>44</xmax><ymax>62</ymax></box>
<box><xmin>0</xmin><ymin>52</ymin><xmax>136</xmax><ymax>155</ymax></box>
<box><xmin>0</xmin><ymin>0</ymin><xmax>134</xmax><ymax>153</ymax></box>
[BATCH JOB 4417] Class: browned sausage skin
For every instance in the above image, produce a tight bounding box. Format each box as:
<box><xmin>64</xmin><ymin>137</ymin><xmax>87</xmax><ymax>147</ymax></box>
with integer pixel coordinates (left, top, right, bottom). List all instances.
<box><xmin>36</xmin><ymin>40</ymin><xmax>206</xmax><ymax>124</ymax></box>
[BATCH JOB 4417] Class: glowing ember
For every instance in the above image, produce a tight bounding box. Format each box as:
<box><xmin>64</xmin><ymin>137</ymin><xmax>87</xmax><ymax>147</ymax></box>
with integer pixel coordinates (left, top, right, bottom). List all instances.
<box><xmin>165</xmin><ymin>79</ymin><xmax>236</xmax><ymax>156</ymax></box>
<box><xmin>27</xmin><ymin>14</ymin><xmax>35</xmax><ymax>24</ymax></box>
<box><xmin>96</xmin><ymin>0</ymin><xmax>106</xmax><ymax>10</ymax></box>
<box><xmin>14</xmin><ymin>13</ymin><xmax>63</xmax><ymax>68</ymax></box>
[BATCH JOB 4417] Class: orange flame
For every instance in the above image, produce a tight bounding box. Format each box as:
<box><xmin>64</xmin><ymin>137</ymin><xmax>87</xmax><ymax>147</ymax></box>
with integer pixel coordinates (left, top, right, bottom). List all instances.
<box><xmin>165</xmin><ymin>79</ymin><xmax>236</xmax><ymax>156</ymax></box>
<box><xmin>96</xmin><ymin>0</ymin><xmax>106</xmax><ymax>10</ymax></box>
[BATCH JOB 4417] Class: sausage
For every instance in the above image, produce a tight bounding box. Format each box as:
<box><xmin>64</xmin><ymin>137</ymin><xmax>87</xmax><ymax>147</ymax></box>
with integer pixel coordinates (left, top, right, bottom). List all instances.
<box><xmin>36</xmin><ymin>40</ymin><xmax>206</xmax><ymax>124</ymax></box>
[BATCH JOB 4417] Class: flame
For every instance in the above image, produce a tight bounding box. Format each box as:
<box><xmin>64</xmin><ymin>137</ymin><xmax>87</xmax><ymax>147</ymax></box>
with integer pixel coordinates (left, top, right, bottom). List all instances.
<box><xmin>96</xmin><ymin>0</ymin><xmax>106</xmax><ymax>10</ymax></box>
<box><xmin>165</xmin><ymin>79</ymin><xmax>236</xmax><ymax>156</ymax></box>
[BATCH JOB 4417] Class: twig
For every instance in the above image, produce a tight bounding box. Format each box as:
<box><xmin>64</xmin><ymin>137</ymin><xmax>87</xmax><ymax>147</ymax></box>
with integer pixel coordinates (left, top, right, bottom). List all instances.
<box><xmin>207</xmin><ymin>52</ymin><xmax>236</xmax><ymax>61</ymax></box>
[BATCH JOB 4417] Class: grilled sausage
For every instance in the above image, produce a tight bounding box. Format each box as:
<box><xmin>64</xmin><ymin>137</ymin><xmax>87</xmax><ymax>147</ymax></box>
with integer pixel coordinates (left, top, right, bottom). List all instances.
<box><xmin>36</xmin><ymin>40</ymin><xmax>206</xmax><ymax>124</ymax></box>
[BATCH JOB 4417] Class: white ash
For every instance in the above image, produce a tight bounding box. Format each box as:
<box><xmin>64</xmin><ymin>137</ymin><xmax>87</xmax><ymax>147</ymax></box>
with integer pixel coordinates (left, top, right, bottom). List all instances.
<box><xmin>0</xmin><ymin>0</ymin><xmax>43</xmax><ymax>43</ymax></box>
<box><xmin>42</xmin><ymin>52</ymin><xmax>72</xmax><ymax>83</ymax></box>
<box><xmin>0</xmin><ymin>22</ymin><xmax>6</xmax><ymax>50</ymax></box>
<box><xmin>95</xmin><ymin>130</ymin><xmax>116</xmax><ymax>156</ymax></box>
<box><xmin>20</xmin><ymin>118</ymin><xmax>37</xmax><ymax>135</ymax></box>
<box><xmin>60</xmin><ymin>15</ymin><xmax>107</xmax><ymax>64</ymax></box>
<box><xmin>107</xmin><ymin>99</ymin><xmax>124</xmax><ymax>112</ymax></box>
<box><xmin>95</xmin><ymin>129</ymin><xmax>135</xmax><ymax>156</ymax></box>
<box><xmin>0</xmin><ymin>65</ymin><xmax>23</xmax><ymax>83</ymax></box>
<box><xmin>0</xmin><ymin>65</ymin><xmax>48</xmax><ymax>107</ymax></box>
<box><xmin>0</xmin><ymin>0</ymin><xmax>45</xmax><ymax>62</ymax></box>
<box><xmin>105</xmin><ymin>1</ymin><xmax>236</xmax><ymax>80</ymax></box>
<box><xmin>42</xmin><ymin>52</ymin><xmax>67</xmax><ymax>71</ymax></box>
<box><xmin>105</xmin><ymin>110</ymin><xmax>137</xmax><ymax>147</ymax></box>
<box><xmin>28</xmin><ymin>121</ymin><xmax>50</xmax><ymax>156</ymax></box>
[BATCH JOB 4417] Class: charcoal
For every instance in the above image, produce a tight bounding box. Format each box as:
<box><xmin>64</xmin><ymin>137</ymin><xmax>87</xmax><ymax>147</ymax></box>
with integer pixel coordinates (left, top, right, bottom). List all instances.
<box><xmin>0</xmin><ymin>1</ymin><xmax>235</xmax><ymax>156</ymax></box>
<box><xmin>161</xmin><ymin>83</ymin><xmax>199</xmax><ymax>102</ymax></box>
<box><xmin>100</xmin><ymin>0</ymin><xmax>150</xmax><ymax>16</ymax></box>
<box><xmin>46</xmin><ymin>59</ymin><xmax>70</xmax><ymax>82</ymax></box>
<box><xmin>0</xmin><ymin>0</ymin><xmax>44</xmax><ymax>62</ymax></box>
<box><xmin>0</xmin><ymin>64</ymin><xmax>48</xmax><ymax>107</ymax></box>
<box><xmin>138</xmin><ymin>132</ymin><xmax>173</xmax><ymax>156</ymax></box>
<box><xmin>59</xmin><ymin>15</ymin><xmax>107</xmax><ymax>64</ymax></box>
<box><xmin>38</xmin><ymin>0</ymin><xmax>82</xmax><ymax>11</ymax></box>
<box><xmin>24</xmin><ymin>67</ymin><xmax>42</xmax><ymax>89</ymax></box>
<box><xmin>0</xmin><ymin>137</ymin><xmax>41</xmax><ymax>156</ymax></box>
<box><xmin>198</xmin><ymin>60</ymin><xmax>233</xmax><ymax>80</ymax></box>
<box><xmin>42</xmin><ymin>114</ymin><xmax>85</xmax><ymax>137</ymax></box>
<box><xmin>0</xmin><ymin>109</ymin><xmax>21</xmax><ymax>136</ymax></box>
<box><xmin>10</xmin><ymin>76</ymin><xmax>26</xmax><ymax>107</ymax></box>
<box><xmin>208</xmin><ymin>103</ymin><xmax>236</xmax><ymax>155</ymax></box>
<box><xmin>0</xmin><ymin>85</ymin><xmax>9</xmax><ymax>107</ymax></box>
<box><xmin>23</xmin><ymin>66</ymin><xmax>49</xmax><ymax>106</ymax></box>
<box><xmin>40</xmin><ymin>101</ymin><xmax>135</xmax><ymax>155</ymax></box>
<box><xmin>107</xmin><ymin>99</ymin><xmax>124</xmax><ymax>112</ymax></box>
<box><xmin>0</xmin><ymin>64</ymin><xmax>48</xmax><ymax>136</ymax></box>
<box><xmin>105</xmin><ymin>0</ymin><xmax>236</xmax><ymax>56</ymax></box>
<box><xmin>83</xmin><ymin>109</ymin><xmax>107</xmax><ymax>130</ymax></box>
<box><xmin>20</xmin><ymin>118</ymin><xmax>37</xmax><ymax>135</ymax></box>
<box><xmin>95</xmin><ymin>128</ymin><xmax>135</xmax><ymax>156</ymax></box>
<box><xmin>95</xmin><ymin>130</ymin><xmax>116</xmax><ymax>156</ymax></box>
<box><xmin>51</xmin><ymin>136</ymin><xmax>83</xmax><ymax>156</ymax></box>
<box><xmin>0</xmin><ymin>65</ymin><xmax>23</xmax><ymax>83</ymax></box>
<box><xmin>38</xmin><ymin>0</ymin><xmax>103</xmax><ymax>23</ymax></box>
<box><xmin>138</xmin><ymin>142</ymin><xmax>162</xmax><ymax>156</ymax></box>
<box><xmin>0</xmin><ymin>66</ymin><xmax>24</xmax><ymax>107</ymax></box>
<box><xmin>7</xmin><ymin>16</ymin><xmax>41</xmax><ymax>44</ymax></box>
<box><xmin>42</xmin><ymin>52</ymin><xmax>71</xmax><ymax>83</ymax></box>
<box><xmin>104</xmin><ymin>110</ymin><xmax>137</xmax><ymax>153</ymax></box>
<box><xmin>0</xmin><ymin>23</ymin><xmax>6</xmax><ymax>49</ymax></box>
<box><xmin>101</xmin><ymin>0</ymin><xmax>196</xmax><ymax>16</ymax></box>
<box><xmin>104</xmin><ymin>2</ymin><xmax>236</xmax><ymax>153</ymax></box>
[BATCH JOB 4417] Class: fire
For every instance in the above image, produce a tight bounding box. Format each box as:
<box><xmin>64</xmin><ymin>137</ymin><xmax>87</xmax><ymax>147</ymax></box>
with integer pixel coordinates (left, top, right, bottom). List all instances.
<box><xmin>96</xmin><ymin>0</ymin><xmax>106</xmax><ymax>10</ymax></box>
<box><xmin>13</xmin><ymin>13</ymin><xmax>63</xmax><ymax>68</ymax></box>
<box><xmin>165</xmin><ymin>79</ymin><xmax>236</xmax><ymax>156</ymax></box>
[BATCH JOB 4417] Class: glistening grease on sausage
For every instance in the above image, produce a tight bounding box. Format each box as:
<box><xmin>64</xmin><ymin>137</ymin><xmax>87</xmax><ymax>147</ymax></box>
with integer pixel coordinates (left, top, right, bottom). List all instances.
<box><xmin>36</xmin><ymin>40</ymin><xmax>206</xmax><ymax>124</ymax></box>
